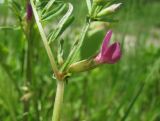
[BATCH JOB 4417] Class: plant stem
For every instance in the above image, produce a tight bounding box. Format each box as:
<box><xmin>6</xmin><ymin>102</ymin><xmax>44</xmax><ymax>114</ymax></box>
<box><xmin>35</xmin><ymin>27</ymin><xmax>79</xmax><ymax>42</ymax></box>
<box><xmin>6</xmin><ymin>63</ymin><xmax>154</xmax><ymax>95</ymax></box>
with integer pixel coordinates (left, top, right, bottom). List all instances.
<box><xmin>61</xmin><ymin>20</ymin><xmax>91</xmax><ymax>71</ymax></box>
<box><xmin>31</xmin><ymin>1</ymin><xmax>65</xmax><ymax>121</ymax></box>
<box><xmin>30</xmin><ymin>0</ymin><xmax>58</xmax><ymax>74</ymax></box>
<box><xmin>52</xmin><ymin>80</ymin><xmax>65</xmax><ymax>121</ymax></box>
<box><xmin>23</xmin><ymin>17</ymin><xmax>33</xmax><ymax>121</ymax></box>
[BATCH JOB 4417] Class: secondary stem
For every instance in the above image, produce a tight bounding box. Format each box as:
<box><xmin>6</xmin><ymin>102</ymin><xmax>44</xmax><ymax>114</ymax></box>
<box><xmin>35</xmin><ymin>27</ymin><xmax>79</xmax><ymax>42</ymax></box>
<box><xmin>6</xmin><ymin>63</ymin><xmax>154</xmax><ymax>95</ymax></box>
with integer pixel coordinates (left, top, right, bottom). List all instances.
<box><xmin>52</xmin><ymin>80</ymin><xmax>65</xmax><ymax>121</ymax></box>
<box><xmin>30</xmin><ymin>0</ymin><xmax>58</xmax><ymax>74</ymax></box>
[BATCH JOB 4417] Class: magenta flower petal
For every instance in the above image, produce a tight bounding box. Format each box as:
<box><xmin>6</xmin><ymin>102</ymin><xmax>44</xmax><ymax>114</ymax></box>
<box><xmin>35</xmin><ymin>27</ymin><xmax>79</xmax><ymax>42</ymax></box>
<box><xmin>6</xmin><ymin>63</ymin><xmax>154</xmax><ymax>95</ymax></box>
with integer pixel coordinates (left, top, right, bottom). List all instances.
<box><xmin>94</xmin><ymin>30</ymin><xmax>122</xmax><ymax>64</ymax></box>
<box><xmin>111</xmin><ymin>42</ymin><xmax>121</xmax><ymax>62</ymax></box>
<box><xmin>101</xmin><ymin>30</ymin><xmax>112</xmax><ymax>55</ymax></box>
<box><xmin>104</xmin><ymin>42</ymin><xmax>121</xmax><ymax>63</ymax></box>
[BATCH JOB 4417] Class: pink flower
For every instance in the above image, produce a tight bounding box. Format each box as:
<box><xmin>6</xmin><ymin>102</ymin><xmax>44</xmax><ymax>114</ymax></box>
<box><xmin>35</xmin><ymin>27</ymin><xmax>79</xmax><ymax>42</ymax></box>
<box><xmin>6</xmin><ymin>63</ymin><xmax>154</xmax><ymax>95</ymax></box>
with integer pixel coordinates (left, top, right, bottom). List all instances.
<box><xmin>94</xmin><ymin>30</ymin><xmax>121</xmax><ymax>64</ymax></box>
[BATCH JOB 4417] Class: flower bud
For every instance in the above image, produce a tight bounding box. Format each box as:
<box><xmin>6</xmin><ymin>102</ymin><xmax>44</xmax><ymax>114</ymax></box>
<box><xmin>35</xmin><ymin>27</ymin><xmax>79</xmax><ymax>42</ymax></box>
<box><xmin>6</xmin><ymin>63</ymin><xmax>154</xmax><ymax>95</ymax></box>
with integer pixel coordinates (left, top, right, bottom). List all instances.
<box><xmin>97</xmin><ymin>3</ymin><xmax>122</xmax><ymax>17</ymax></box>
<box><xmin>58</xmin><ymin>55</ymin><xmax>64</xmax><ymax>65</ymax></box>
<box><xmin>26</xmin><ymin>2</ymin><xmax>33</xmax><ymax>21</ymax></box>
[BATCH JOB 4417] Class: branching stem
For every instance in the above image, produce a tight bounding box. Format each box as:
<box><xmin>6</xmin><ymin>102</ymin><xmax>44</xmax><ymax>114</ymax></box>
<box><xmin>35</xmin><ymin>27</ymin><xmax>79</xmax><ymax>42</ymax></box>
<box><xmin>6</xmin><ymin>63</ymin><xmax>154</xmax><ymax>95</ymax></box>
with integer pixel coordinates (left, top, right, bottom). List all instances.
<box><xmin>31</xmin><ymin>1</ymin><xmax>91</xmax><ymax>121</ymax></box>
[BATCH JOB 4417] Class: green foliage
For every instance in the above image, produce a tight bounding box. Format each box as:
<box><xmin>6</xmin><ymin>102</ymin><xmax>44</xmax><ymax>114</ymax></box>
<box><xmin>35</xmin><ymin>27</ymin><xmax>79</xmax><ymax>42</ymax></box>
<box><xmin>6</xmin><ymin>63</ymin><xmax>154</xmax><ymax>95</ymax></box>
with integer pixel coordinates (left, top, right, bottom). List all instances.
<box><xmin>0</xmin><ymin>0</ymin><xmax>160</xmax><ymax>121</ymax></box>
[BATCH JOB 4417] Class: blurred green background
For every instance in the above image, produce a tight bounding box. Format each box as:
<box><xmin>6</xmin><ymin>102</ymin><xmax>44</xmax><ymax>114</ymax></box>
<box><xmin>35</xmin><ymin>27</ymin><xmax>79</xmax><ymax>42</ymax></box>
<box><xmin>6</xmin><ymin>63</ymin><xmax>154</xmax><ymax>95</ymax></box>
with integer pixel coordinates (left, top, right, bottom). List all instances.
<box><xmin>0</xmin><ymin>0</ymin><xmax>160</xmax><ymax>121</ymax></box>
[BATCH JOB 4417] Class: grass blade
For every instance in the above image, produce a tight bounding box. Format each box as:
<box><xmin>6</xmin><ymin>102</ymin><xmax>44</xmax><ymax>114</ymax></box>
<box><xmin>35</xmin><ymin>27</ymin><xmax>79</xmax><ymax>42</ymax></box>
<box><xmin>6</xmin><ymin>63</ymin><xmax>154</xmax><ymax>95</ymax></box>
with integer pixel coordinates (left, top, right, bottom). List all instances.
<box><xmin>120</xmin><ymin>84</ymin><xmax>144</xmax><ymax>121</ymax></box>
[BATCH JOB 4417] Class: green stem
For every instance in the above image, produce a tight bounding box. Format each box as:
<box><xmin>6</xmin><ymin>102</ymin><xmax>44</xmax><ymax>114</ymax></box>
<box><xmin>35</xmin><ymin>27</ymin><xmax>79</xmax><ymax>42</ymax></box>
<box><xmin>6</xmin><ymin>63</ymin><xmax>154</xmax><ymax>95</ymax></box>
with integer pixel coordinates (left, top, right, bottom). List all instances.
<box><xmin>52</xmin><ymin>80</ymin><xmax>65</xmax><ymax>121</ymax></box>
<box><xmin>61</xmin><ymin>21</ymin><xmax>91</xmax><ymax>71</ymax></box>
<box><xmin>23</xmin><ymin>9</ymin><xmax>34</xmax><ymax>121</ymax></box>
<box><xmin>30</xmin><ymin>0</ymin><xmax>58</xmax><ymax>73</ymax></box>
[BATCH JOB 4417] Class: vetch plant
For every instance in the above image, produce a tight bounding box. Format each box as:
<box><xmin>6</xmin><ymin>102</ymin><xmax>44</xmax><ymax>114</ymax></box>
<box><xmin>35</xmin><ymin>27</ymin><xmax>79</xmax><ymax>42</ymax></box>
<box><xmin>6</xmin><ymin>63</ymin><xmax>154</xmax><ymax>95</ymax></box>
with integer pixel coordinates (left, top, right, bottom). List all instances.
<box><xmin>29</xmin><ymin>0</ymin><xmax>122</xmax><ymax>121</ymax></box>
<box><xmin>1</xmin><ymin>1</ymin><xmax>160</xmax><ymax>121</ymax></box>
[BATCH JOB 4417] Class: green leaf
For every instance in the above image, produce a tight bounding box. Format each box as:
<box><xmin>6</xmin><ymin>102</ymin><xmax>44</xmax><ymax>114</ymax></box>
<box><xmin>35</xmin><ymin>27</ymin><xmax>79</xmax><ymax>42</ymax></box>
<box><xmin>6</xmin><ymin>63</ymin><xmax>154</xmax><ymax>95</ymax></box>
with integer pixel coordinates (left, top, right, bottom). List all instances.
<box><xmin>41</xmin><ymin>0</ymin><xmax>63</xmax><ymax>14</ymax></box>
<box><xmin>11</xmin><ymin>0</ymin><xmax>21</xmax><ymax>11</ymax></box>
<box><xmin>0</xmin><ymin>26</ymin><xmax>20</xmax><ymax>30</ymax></box>
<box><xmin>48</xmin><ymin>3</ymin><xmax>74</xmax><ymax>44</ymax></box>
<box><xmin>41</xmin><ymin>3</ymin><xmax>66</xmax><ymax>21</ymax></box>
<box><xmin>58</xmin><ymin>3</ymin><xmax>73</xmax><ymax>28</ymax></box>
<box><xmin>36</xmin><ymin>1</ymin><xmax>48</xmax><ymax>10</ymax></box>
<box><xmin>10</xmin><ymin>0</ymin><xmax>22</xmax><ymax>20</ymax></box>
<box><xmin>44</xmin><ymin>0</ymin><xmax>56</xmax><ymax>12</ymax></box>
<box><xmin>48</xmin><ymin>16</ymin><xmax>74</xmax><ymax>44</ymax></box>
<box><xmin>86</xmin><ymin>0</ymin><xmax>92</xmax><ymax>14</ymax></box>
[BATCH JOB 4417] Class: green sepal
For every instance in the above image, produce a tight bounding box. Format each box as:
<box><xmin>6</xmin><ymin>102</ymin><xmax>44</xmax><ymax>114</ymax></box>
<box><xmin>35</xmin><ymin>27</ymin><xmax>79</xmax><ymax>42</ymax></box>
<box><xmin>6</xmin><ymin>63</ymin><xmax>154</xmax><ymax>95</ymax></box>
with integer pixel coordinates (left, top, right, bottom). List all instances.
<box><xmin>67</xmin><ymin>58</ymin><xmax>97</xmax><ymax>73</ymax></box>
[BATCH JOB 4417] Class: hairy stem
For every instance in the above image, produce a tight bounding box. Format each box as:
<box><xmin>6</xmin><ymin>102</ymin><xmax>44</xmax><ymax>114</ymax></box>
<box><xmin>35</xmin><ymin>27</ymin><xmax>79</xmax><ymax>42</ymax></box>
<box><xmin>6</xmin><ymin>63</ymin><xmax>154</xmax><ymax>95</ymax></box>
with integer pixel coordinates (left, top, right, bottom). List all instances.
<box><xmin>52</xmin><ymin>81</ymin><xmax>65</xmax><ymax>121</ymax></box>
